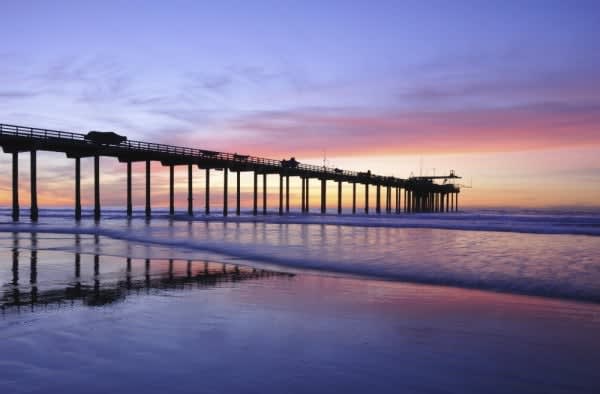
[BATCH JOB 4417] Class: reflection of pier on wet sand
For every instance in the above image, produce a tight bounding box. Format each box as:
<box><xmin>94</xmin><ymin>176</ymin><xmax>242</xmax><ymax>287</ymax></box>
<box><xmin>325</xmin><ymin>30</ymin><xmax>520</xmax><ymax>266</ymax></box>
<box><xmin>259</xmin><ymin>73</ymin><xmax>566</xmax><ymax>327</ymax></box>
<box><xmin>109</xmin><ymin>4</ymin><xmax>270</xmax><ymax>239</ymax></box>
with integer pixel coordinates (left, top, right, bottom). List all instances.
<box><xmin>1</xmin><ymin>233</ymin><xmax>293</xmax><ymax>313</ymax></box>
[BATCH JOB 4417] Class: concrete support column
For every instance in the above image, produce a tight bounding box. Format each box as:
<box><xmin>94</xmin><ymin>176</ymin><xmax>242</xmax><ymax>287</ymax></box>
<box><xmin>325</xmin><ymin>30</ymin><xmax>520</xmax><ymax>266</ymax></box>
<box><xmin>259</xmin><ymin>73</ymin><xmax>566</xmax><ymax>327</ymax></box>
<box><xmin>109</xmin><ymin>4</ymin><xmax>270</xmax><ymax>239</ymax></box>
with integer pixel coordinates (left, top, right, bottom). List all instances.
<box><xmin>285</xmin><ymin>175</ymin><xmax>290</xmax><ymax>213</ymax></box>
<box><xmin>376</xmin><ymin>185</ymin><xmax>381</xmax><ymax>214</ymax></box>
<box><xmin>187</xmin><ymin>164</ymin><xmax>193</xmax><ymax>216</ymax></box>
<box><xmin>352</xmin><ymin>182</ymin><xmax>356</xmax><ymax>214</ymax></box>
<box><xmin>205</xmin><ymin>168</ymin><xmax>210</xmax><ymax>215</ymax></box>
<box><xmin>262</xmin><ymin>173</ymin><xmax>267</xmax><ymax>215</ymax></box>
<box><xmin>145</xmin><ymin>160</ymin><xmax>151</xmax><ymax>218</ymax></box>
<box><xmin>320</xmin><ymin>179</ymin><xmax>326</xmax><ymax>214</ymax></box>
<box><xmin>446</xmin><ymin>193</ymin><xmax>450</xmax><ymax>213</ymax></box>
<box><xmin>279</xmin><ymin>174</ymin><xmax>283</xmax><ymax>216</ymax></box>
<box><xmin>236</xmin><ymin>171</ymin><xmax>241</xmax><ymax>216</ymax></box>
<box><xmin>301</xmin><ymin>177</ymin><xmax>305</xmax><ymax>212</ymax></box>
<box><xmin>337</xmin><ymin>181</ymin><xmax>342</xmax><ymax>214</ymax></box>
<box><xmin>223</xmin><ymin>168</ymin><xmax>228</xmax><ymax>217</ymax></box>
<box><xmin>126</xmin><ymin>161</ymin><xmax>132</xmax><ymax>217</ymax></box>
<box><xmin>456</xmin><ymin>193</ymin><xmax>459</xmax><ymax>212</ymax></box>
<box><xmin>169</xmin><ymin>165</ymin><xmax>175</xmax><ymax>215</ymax></box>
<box><xmin>94</xmin><ymin>155</ymin><xmax>100</xmax><ymax>221</ymax></box>
<box><xmin>75</xmin><ymin>157</ymin><xmax>81</xmax><ymax>220</ymax></box>
<box><xmin>305</xmin><ymin>178</ymin><xmax>309</xmax><ymax>213</ymax></box>
<box><xmin>365</xmin><ymin>184</ymin><xmax>369</xmax><ymax>214</ymax></box>
<box><xmin>12</xmin><ymin>152</ymin><xmax>19</xmax><ymax>222</ymax></box>
<box><xmin>30</xmin><ymin>150</ymin><xmax>38</xmax><ymax>221</ymax></box>
<box><xmin>387</xmin><ymin>187</ymin><xmax>391</xmax><ymax>213</ymax></box>
<box><xmin>253</xmin><ymin>172</ymin><xmax>258</xmax><ymax>215</ymax></box>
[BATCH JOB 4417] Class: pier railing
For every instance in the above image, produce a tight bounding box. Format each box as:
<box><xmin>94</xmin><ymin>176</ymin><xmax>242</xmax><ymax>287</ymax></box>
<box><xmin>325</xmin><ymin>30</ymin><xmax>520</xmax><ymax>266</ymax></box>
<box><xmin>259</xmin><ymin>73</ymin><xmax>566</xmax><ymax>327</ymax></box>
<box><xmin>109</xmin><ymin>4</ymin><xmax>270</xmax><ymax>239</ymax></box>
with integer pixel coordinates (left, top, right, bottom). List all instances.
<box><xmin>0</xmin><ymin>123</ymin><xmax>369</xmax><ymax>179</ymax></box>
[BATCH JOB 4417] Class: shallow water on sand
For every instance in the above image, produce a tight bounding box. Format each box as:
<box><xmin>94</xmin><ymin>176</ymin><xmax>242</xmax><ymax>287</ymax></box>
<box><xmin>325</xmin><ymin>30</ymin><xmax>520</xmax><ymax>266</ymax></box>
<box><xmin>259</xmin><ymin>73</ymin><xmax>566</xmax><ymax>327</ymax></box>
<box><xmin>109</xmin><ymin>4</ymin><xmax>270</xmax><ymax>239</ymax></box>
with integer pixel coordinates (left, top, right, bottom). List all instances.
<box><xmin>1</xmin><ymin>232</ymin><xmax>600</xmax><ymax>393</ymax></box>
<box><xmin>1</xmin><ymin>208</ymin><xmax>599</xmax><ymax>302</ymax></box>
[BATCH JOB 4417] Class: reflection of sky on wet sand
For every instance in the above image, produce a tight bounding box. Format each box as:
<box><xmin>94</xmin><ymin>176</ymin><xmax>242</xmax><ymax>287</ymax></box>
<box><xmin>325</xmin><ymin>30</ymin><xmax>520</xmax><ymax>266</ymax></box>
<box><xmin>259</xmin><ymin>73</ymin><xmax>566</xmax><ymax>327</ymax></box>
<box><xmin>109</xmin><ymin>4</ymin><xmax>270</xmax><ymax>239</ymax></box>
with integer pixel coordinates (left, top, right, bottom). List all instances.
<box><xmin>1</xmin><ymin>233</ymin><xmax>600</xmax><ymax>393</ymax></box>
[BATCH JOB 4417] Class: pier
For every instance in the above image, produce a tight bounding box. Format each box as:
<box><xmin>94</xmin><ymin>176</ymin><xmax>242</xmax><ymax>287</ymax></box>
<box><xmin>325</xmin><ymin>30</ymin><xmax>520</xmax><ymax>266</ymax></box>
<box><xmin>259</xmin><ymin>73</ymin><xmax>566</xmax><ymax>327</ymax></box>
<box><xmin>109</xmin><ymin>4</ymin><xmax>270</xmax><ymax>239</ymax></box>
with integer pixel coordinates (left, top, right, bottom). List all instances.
<box><xmin>0</xmin><ymin>123</ymin><xmax>461</xmax><ymax>221</ymax></box>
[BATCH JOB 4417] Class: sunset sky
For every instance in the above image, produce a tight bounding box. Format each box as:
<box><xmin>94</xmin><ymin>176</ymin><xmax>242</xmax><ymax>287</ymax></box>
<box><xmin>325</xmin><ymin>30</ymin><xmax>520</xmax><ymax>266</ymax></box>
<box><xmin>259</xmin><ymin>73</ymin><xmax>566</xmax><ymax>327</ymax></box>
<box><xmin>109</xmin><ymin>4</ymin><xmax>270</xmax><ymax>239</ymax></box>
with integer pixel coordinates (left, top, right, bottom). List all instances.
<box><xmin>1</xmin><ymin>1</ymin><xmax>599</xmax><ymax>209</ymax></box>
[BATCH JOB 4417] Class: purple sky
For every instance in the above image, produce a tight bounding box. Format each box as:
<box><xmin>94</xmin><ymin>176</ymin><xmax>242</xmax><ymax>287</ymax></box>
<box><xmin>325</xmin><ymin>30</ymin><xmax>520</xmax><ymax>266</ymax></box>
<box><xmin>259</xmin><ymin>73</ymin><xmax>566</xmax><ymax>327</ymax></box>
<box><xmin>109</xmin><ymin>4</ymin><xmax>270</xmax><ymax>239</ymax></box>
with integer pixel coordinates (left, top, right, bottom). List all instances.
<box><xmin>1</xmin><ymin>1</ymin><xmax>599</xmax><ymax>207</ymax></box>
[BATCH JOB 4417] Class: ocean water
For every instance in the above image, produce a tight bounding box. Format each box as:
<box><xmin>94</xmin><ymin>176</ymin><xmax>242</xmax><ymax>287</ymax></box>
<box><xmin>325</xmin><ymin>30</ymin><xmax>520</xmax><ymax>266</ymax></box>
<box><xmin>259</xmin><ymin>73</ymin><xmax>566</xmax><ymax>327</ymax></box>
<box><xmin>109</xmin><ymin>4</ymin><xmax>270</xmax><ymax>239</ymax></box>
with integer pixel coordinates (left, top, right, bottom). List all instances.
<box><xmin>1</xmin><ymin>208</ymin><xmax>600</xmax><ymax>393</ymax></box>
<box><xmin>1</xmin><ymin>208</ymin><xmax>599</xmax><ymax>302</ymax></box>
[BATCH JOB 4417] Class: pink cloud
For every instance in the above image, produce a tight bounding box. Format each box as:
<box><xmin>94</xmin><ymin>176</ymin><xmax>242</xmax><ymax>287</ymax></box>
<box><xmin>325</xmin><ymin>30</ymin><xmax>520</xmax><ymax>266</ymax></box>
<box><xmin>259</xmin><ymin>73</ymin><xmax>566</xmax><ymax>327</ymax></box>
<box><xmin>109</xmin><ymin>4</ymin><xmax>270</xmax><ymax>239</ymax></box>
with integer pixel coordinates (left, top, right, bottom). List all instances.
<box><xmin>156</xmin><ymin>103</ymin><xmax>600</xmax><ymax>158</ymax></box>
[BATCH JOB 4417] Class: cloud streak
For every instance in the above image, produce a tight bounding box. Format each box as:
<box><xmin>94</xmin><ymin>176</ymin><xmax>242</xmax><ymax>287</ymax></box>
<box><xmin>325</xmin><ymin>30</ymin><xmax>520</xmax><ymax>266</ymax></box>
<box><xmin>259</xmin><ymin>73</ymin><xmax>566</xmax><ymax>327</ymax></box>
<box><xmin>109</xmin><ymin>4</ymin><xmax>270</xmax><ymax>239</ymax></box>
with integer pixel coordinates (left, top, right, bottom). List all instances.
<box><xmin>157</xmin><ymin>102</ymin><xmax>600</xmax><ymax>158</ymax></box>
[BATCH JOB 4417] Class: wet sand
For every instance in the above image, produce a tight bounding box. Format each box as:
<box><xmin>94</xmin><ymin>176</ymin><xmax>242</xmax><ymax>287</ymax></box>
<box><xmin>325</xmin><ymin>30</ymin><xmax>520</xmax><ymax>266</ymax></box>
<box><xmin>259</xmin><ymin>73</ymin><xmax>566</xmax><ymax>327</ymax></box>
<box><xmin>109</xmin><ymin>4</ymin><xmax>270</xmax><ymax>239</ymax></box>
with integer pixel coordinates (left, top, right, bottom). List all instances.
<box><xmin>2</xmin><ymin>242</ymin><xmax>600</xmax><ymax>393</ymax></box>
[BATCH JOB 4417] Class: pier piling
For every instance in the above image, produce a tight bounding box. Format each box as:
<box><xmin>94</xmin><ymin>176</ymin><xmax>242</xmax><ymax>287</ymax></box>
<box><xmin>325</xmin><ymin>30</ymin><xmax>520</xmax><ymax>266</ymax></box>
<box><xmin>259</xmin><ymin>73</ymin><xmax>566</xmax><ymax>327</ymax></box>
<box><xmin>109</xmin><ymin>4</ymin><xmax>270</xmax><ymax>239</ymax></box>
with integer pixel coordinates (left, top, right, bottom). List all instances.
<box><xmin>253</xmin><ymin>172</ymin><xmax>258</xmax><ymax>215</ymax></box>
<box><xmin>75</xmin><ymin>157</ymin><xmax>81</xmax><ymax>220</ymax></box>
<box><xmin>30</xmin><ymin>150</ymin><xmax>38</xmax><ymax>221</ymax></box>
<box><xmin>223</xmin><ymin>168</ymin><xmax>228</xmax><ymax>217</ymax></box>
<box><xmin>12</xmin><ymin>152</ymin><xmax>19</xmax><ymax>222</ymax></box>
<box><xmin>126</xmin><ymin>161</ymin><xmax>132</xmax><ymax>217</ymax></box>
<box><xmin>169</xmin><ymin>164</ymin><xmax>175</xmax><ymax>215</ymax></box>
<box><xmin>94</xmin><ymin>155</ymin><xmax>100</xmax><ymax>221</ymax></box>
<box><xmin>205</xmin><ymin>168</ymin><xmax>210</xmax><ymax>215</ymax></box>
<box><xmin>145</xmin><ymin>160</ymin><xmax>151</xmax><ymax>218</ymax></box>
<box><xmin>187</xmin><ymin>164</ymin><xmax>193</xmax><ymax>216</ymax></box>
<box><xmin>236</xmin><ymin>171</ymin><xmax>241</xmax><ymax>216</ymax></box>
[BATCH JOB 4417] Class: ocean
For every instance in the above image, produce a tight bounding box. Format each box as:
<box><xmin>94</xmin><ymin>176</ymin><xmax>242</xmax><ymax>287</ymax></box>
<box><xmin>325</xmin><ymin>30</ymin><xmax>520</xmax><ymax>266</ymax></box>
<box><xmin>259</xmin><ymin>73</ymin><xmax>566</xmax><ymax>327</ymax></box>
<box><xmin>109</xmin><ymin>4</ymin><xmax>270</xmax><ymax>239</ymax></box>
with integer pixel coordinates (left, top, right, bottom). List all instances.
<box><xmin>1</xmin><ymin>208</ymin><xmax>599</xmax><ymax>393</ymax></box>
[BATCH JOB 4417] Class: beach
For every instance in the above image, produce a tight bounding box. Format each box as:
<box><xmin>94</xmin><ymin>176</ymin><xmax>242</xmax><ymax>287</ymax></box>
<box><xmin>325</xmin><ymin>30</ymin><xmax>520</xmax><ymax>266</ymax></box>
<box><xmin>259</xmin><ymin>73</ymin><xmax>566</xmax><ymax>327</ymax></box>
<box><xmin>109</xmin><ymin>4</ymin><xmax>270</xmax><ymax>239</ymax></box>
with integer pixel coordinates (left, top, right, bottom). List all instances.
<box><xmin>1</xmin><ymin>210</ymin><xmax>600</xmax><ymax>393</ymax></box>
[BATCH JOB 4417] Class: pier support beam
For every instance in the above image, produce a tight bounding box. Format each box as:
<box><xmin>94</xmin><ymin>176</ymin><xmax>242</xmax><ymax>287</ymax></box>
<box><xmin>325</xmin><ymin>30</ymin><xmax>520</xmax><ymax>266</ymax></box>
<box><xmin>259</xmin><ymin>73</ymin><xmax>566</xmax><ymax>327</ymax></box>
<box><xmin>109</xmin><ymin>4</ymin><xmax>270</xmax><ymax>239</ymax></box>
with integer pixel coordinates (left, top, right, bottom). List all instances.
<box><xmin>352</xmin><ymin>182</ymin><xmax>356</xmax><ymax>214</ymax></box>
<box><xmin>169</xmin><ymin>165</ymin><xmax>175</xmax><ymax>215</ymax></box>
<box><xmin>301</xmin><ymin>178</ymin><xmax>305</xmax><ymax>212</ymax></box>
<box><xmin>279</xmin><ymin>174</ymin><xmax>283</xmax><ymax>215</ymax></box>
<box><xmin>30</xmin><ymin>150</ymin><xmax>38</xmax><ymax>221</ymax></box>
<box><xmin>187</xmin><ymin>164</ymin><xmax>193</xmax><ymax>216</ymax></box>
<box><xmin>75</xmin><ymin>157</ymin><xmax>81</xmax><ymax>220</ymax></box>
<box><xmin>94</xmin><ymin>155</ymin><xmax>100</xmax><ymax>221</ymax></box>
<box><xmin>236</xmin><ymin>171</ymin><xmax>241</xmax><ymax>216</ymax></box>
<box><xmin>12</xmin><ymin>152</ymin><xmax>19</xmax><ymax>222</ymax></box>
<box><xmin>126</xmin><ymin>161</ymin><xmax>132</xmax><ymax>217</ymax></box>
<box><xmin>223</xmin><ymin>168</ymin><xmax>228</xmax><ymax>217</ymax></box>
<box><xmin>321</xmin><ymin>179</ymin><xmax>326</xmax><ymax>214</ymax></box>
<box><xmin>263</xmin><ymin>173</ymin><xmax>267</xmax><ymax>214</ymax></box>
<box><xmin>253</xmin><ymin>172</ymin><xmax>258</xmax><ymax>215</ymax></box>
<box><xmin>205</xmin><ymin>168</ymin><xmax>210</xmax><ymax>215</ymax></box>
<box><xmin>387</xmin><ymin>186</ymin><xmax>391</xmax><ymax>213</ymax></box>
<box><xmin>376</xmin><ymin>185</ymin><xmax>381</xmax><ymax>214</ymax></box>
<box><xmin>337</xmin><ymin>181</ymin><xmax>342</xmax><ymax>214</ymax></box>
<box><xmin>456</xmin><ymin>193</ymin><xmax>459</xmax><ymax>212</ymax></box>
<box><xmin>365</xmin><ymin>184</ymin><xmax>369</xmax><ymax>214</ymax></box>
<box><xmin>286</xmin><ymin>175</ymin><xmax>290</xmax><ymax>213</ymax></box>
<box><xmin>145</xmin><ymin>160</ymin><xmax>151</xmax><ymax>218</ymax></box>
<box><xmin>305</xmin><ymin>178</ymin><xmax>309</xmax><ymax>213</ymax></box>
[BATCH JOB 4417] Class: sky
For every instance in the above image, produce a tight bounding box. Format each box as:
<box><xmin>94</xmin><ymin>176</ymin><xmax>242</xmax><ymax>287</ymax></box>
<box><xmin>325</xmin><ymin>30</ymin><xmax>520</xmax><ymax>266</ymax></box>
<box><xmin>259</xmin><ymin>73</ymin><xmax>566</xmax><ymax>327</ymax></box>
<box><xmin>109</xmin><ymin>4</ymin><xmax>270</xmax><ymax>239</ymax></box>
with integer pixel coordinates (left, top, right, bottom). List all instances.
<box><xmin>1</xmin><ymin>0</ymin><xmax>599</xmax><ymax>209</ymax></box>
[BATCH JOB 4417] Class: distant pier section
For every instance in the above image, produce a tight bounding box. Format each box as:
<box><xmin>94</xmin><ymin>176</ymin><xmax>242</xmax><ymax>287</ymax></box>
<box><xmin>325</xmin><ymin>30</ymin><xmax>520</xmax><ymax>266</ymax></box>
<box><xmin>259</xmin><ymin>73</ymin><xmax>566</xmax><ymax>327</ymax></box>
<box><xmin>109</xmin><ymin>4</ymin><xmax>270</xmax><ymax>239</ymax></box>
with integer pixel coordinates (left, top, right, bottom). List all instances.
<box><xmin>0</xmin><ymin>123</ymin><xmax>461</xmax><ymax>221</ymax></box>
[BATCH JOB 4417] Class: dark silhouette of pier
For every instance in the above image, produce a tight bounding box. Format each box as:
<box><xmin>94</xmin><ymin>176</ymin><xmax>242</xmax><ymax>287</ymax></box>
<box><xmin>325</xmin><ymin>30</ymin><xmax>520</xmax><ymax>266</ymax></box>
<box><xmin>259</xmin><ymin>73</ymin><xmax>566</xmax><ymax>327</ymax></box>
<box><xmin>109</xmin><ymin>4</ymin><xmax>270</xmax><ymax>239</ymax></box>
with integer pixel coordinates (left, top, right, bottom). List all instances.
<box><xmin>0</xmin><ymin>123</ymin><xmax>461</xmax><ymax>221</ymax></box>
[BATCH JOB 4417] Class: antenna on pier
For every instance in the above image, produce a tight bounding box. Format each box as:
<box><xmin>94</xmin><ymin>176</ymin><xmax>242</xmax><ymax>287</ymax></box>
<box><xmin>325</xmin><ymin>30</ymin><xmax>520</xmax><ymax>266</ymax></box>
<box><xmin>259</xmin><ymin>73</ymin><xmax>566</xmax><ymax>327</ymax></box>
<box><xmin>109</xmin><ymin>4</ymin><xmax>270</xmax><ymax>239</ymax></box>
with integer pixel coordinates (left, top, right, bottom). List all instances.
<box><xmin>419</xmin><ymin>156</ymin><xmax>423</xmax><ymax>177</ymax></box>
